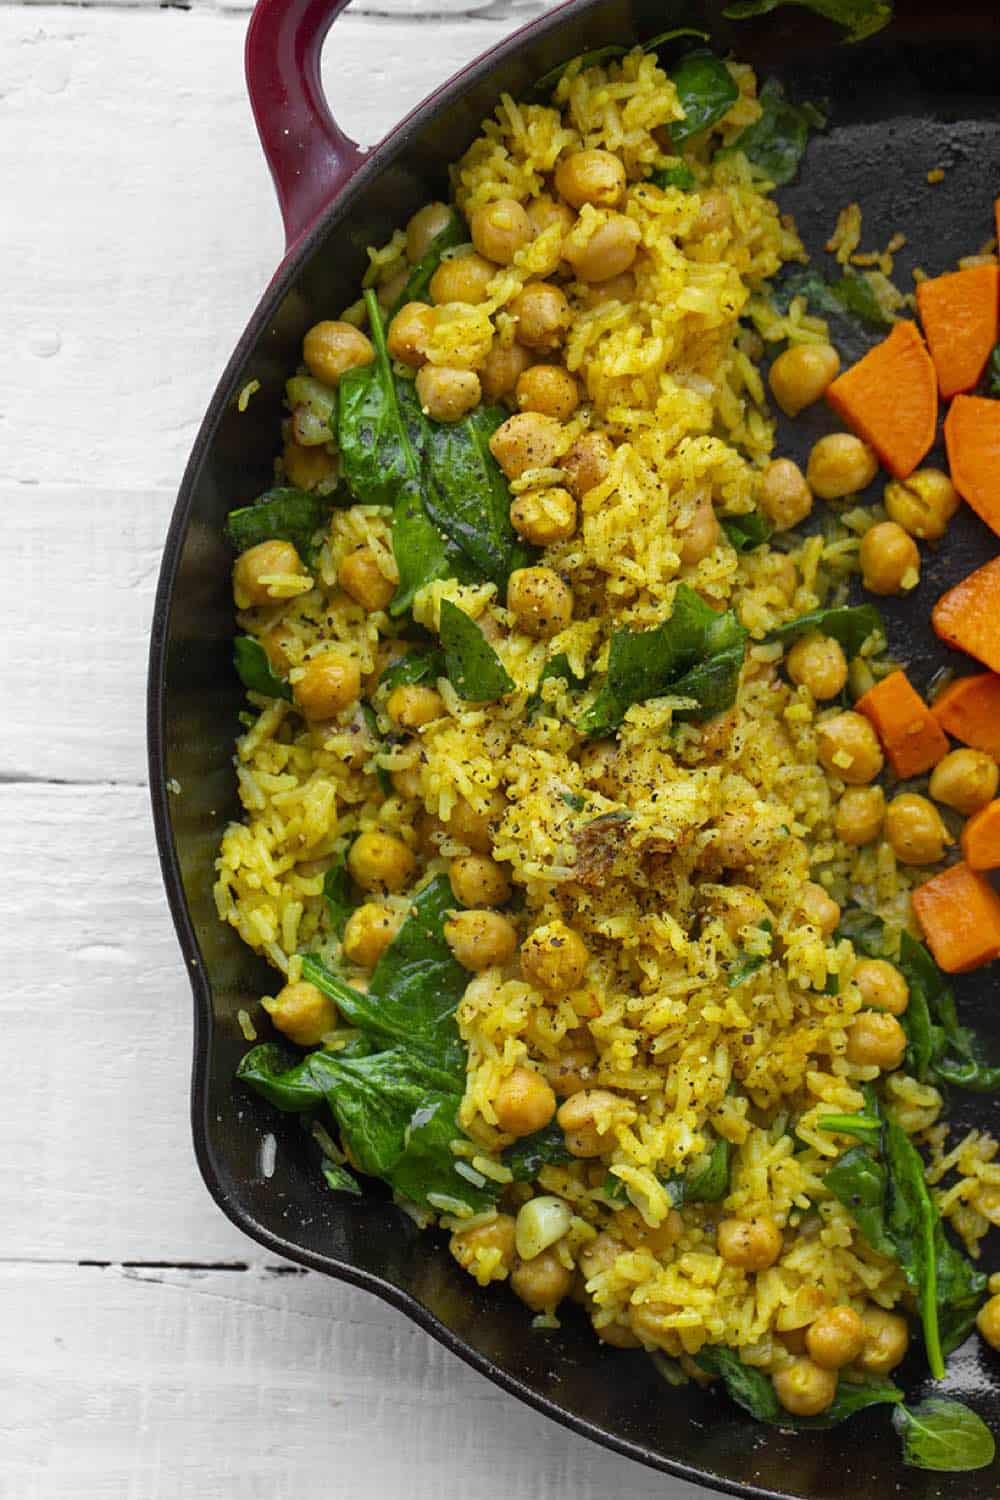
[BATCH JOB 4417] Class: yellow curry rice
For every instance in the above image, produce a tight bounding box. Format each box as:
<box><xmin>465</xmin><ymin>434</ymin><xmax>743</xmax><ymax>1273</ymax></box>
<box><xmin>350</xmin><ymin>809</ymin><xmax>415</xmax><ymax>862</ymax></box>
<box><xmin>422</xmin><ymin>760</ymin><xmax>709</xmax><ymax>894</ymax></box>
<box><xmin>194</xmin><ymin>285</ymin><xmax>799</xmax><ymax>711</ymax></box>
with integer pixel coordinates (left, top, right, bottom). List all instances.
<box><xmin>214</xmin><ymin>45</ymin><xmax>997</xmax><ymax>1404</ymax></box>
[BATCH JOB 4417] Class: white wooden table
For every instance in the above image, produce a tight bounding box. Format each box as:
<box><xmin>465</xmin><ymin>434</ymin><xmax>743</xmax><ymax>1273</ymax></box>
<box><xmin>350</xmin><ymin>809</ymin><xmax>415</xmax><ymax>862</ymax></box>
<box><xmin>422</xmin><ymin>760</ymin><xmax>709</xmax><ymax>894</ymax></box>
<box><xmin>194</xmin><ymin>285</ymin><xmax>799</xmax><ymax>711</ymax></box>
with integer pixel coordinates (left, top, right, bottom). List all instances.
<box><xmin>2</xmin><ymin>2</ymin><xmax>709</xmax><ymax>1495</ymax></box>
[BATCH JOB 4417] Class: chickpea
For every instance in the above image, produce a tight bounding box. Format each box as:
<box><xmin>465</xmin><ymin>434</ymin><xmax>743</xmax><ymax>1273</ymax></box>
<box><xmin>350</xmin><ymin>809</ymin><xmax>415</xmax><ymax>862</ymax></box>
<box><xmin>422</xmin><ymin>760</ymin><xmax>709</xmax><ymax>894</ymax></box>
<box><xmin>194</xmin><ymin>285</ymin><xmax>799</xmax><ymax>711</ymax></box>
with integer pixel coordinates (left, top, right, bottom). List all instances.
<box><xmin>556</xmin><ymin>1089</ymin><xmax>628</xmax><ymax>1158</ymax></box>
<box><xmin>786</xmin><ymin>634</ymin><xmax>848</xmax><ymax>701</ymax></box>
<box><xmin>555</xmin><ymin>149</ymin><xmax>627</xmax><ymax>209</ymax></box>
<box><xmin>293</xmin><ymin>652</ymin><xmax>361</xmax><ymax>720</ymax></box>
<box><xmin>283</xmin><ymin>439</ymin><xmax>336</xmax><ymax>491</ymax></box>
<box><xmin>493</xmin><ymin>1066</ymin><xmax>557</xmax><ymax>1137</ymax></box>
<box><xmin>678</xmin><ymin>493</ymin><xmax>721</xmax><ymax>565</ymax></box>
<box><xmin>797</xmin><ymin>881</ymin><xmax>841</xmax><ymax>937</ymax></box>
<box><xmin>449</xmin><ymin>853</ymin><xmax>511</xmax><ymax>909</ymax></box>
<box><xmin>584</xmin><ymin>271</ymin><xmax>636</xmax><ymax>307</ymax></box>
<box><xmin>805</xmin><ymin>1305</ymin><xmax>866</xmax><ymax>1370</ymax></box>
<box><xmin>415</xmin><ymin>365</ymin><xmax>481</xmax><ymax>423</ymax></box>
<box><xmin>768</xmin><ymin>342</ymin><xmax>841</xmax><ymax>417</ymax></box>
<box><xmin>509</xmin><ymin>281</ymin><xmax>571</xmax><ymax>351</ymax></box>
<box><xmin>507</xmin><ymin>566</ymin><xmax>573</xmax><ymax>638</ymax></box>
<box><xmin>263</xmin><ymin>980</ymin><xmax>337</xmax><ymax>1046</ymax></box>
<box><xmin>489</xmin><ymin>412</ymin><xmax>564</xmax><ymax>480</ymax></box>
<box><xmin>716</xmin><ymin>1216</ymin><xmax>783</xmax><ymax>1271</ymax></box>
<box><xmin>544</xmin><ymin>1041</ymin><xmax>597</xmax><ymax>1098</ymax></box>
<box><xmin>526</xmin><ymin>195</ymin><xmax>575</xmax><ymax>240</ymax></box>
<box><xmin>857</xmin><ymin>1307</ymin><xmax>909</xmax><ymax>1374</ymax></box>
<box><xmin>406</xmin><ymin>200</ymin><xmax>452</xmax><ymax>263</ymax></box>
<box><xmin>510</xmin><ymin>1247</ymin><xmax>574</xmax><ymax>1311</ymax></box>
<box><xmin>816</xmin><ymin>712</ymin><xmax>884</xmax><ymax>785</ymax></box>
<box><xmin>692</xmin><ymin>189</ymin><xmax>732</xmax><ymax>238</ymax></box>
<box><xmin>859</xmin><ymin>521</ymin><xmax>920</xmax><ymax>596</ymax></box>
<box><xmin>930</xmin><ymin>748</ymin><xmax>999</xmax><ymax>815</ymax></box>
<box><xmin>854</xmin><ymin>958</ymin><xmax>909</xmax><ymax>1017</ymax></box>
<box><xmin>451</xmin><ymin>1213</ymin><xmax>517</xmax><ymax>1279</ymax></box>
<box><xmin>516</xmin><ymin>364</ymin><xmax>580</xmax><ymax>422</ymax></box>
<box><xmin>716</xmin><ymin>885</ymin><xmax>770</xmax><ymax>944</ymax></box>
<box><xmin>885</xmin><ymin>792</ymin><xmax>949</xmax><ymax>865</ymax></box>
<box><xmin>302</xmin><ymin>320</ymin><xmax>374</xmax><ymax>386</ymax></box>
<box><xmin>561</xmin><ymin>431</ymin><xmax>614</xmax><ymax>499</ymax></box>
<box><xmin>759</xmin><ymin>458</ymin><xmax>813</xmax><ymax>531</ymax></box>
<box><xmin>387</xmin><ymin>301</ymin><xmax>435</xmax><ymax>367</ymax></box>
<box><xmin>521</xmin><ymin>920</ymin><xmax>589</xmax><ymax>991</ymax></box>
<box><xmin>846</xmin><ymin>1010</ymin><xmax>907</xmax><ymax>1070</ymax></box>
<box><xmin>977</xmin><ymin>1294</ymin><xmax>1000</xmax><ymax>1351</ymax></box>
<box><xmin>232</xmin><ymin>540</ymin><xmax>304</xmax><ymax>609</ymax></box>
<box><xmin>468</xmin><ymin>197</ymin><xmax>531</xmax><ymax>266</ymax></box>
<box><xmin>338</xmin><ymin>546</ymin><xmax>395</xmax><ymax>612</ymax></box>
<box><xmin>510</xmin><ymin>486</ymin><xmax>577</xmax><ymax>546</ymax></box>
<box><xmin>884</xmin><ymin>468</ymin><xmax>960</xmax><ymax>541</ymax></box>
<box><xmin>772</xmin><ymin>1358</ymin><xmax>837</xmax><ymax>1417</ymax></box>
<box><xmin>444</xmin><ymin>909</ymin><xmax>519</xmax><ymax>971</ymax></box>
<box><xmin>479</xmin><ymin>340</ymin><xmax>533</xmax><ymax>403</ymax></box>
<box><xmin>807</xmin><ymin>433</ymin><xmax>879</xmax><ymax>500</ymax></box>
<box><xmin>835</xmin><ymin>786</ymin><xmax>885</xmax><ymax>847</ymax></box>
<box><xmin>563</xmin><ymin>211</ymin><xmax>642</xmax><ymax>284</ymax></box>
<box><xmin>386</xmin><ymin>683</ymin><xmax>444</xmax><ymax>732</ymax></box>
<box><xmin>712</xmin><ymin>806</ymin><xmax>769</xmax><ymax>869</ymax></box>
<box><xmin>342</xmin><ymin>903</ymin><xmax>402</xmax><ymax>969</ymax></box>
<box><xmin>428</xmin><ymin>252</ymin><xmax>495</xmax><ymax>306</ymax></box>
<box><xmin>347</xmin><ymin>831</ymin><xmax>415</xmax><ymax>895</ymax></box>
<box><xmin>446</xmin><ymin>791</ymin><xmax>506</xmax><ymax>854</ymax></box>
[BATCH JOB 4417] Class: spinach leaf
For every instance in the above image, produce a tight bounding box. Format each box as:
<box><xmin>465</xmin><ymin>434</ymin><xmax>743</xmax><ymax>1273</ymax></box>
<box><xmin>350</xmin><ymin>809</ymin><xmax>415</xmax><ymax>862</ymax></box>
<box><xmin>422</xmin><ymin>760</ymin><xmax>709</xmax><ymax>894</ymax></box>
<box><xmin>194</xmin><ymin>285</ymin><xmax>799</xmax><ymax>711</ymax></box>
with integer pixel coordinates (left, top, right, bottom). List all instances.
<box><xmin>986</xmin><ymin>343</ymin><xmax>1000</xmax><ymax>398</ymax></box>
<box><xmin>323</xmin><ymin>847</ymin><xmax>358</xmax><ymax>938</ymax></box>
<box><xmin>696</xmin><ymin>1346</ymin><xmax>902</xmax><ymax>1427</ymax></box>
<box><xmin>526</xmin><ymin>653</ymin><xmax>586</xmax><ymax>721</ymax></box>
<box><xmin>424</xmin><ymin>405</ymin><xmax>531</xmax><ymax>589</ymax></box>
<box><xmin>233</xmin><ymin>636</ymin><xmax>293</xmax><ymax>701</ymax></box>
<box><xmin>896</xmin><ymin>932</ymin><xmax>1000</xmax><ymax>1093</ymax></box>
<box><xmin>502</xmin><ymin>1121</ymin><xmax>574</xmax><ymax>1182</ymax></box>
<box><xmin>722</xmin><ymin>0</ymin><xmax>892</xmax><ymax>43</ymax></box>
<box><xmin>377</xmin><ymin>648</ymin><xmax>445</xmax><ymax>695</ymax></box>
<box><xmin>668</xmin><ymin>51</ymin><xmax>739</xmax><ymax>144</ymax></box>
<box><xmin>651</xmin><ymin>162</ymin><xmax>696</xmax><ymax>191</ymax></box>
<box><xmin>304</xmin><ymin>874</ymin><xmax>469</xmax><ymax>1079</ymax></box>
<box><xmin>776</xmin><ymin>267</ymin><xmax>893</xmax><ymax>331</ymax></box>
<box><xmin>721</xmin><ymin>508</ymin><xmax>772</xmax><ymax>552</ymax></box>
<box><xmin>685</xmin><ymin>1136</ymin><xmax>731</xmax><ymax>1202</ymax></box>
<box><xmin>894</xmin><ymin>1398</ymin><xmax>996</xmax><ymax>1472</ymax></box>
<box><xmin>439</xmin><ymin>599</ymin><xmax>514</xmax><ymax>703</ymax></box>
<box><xmin>386</xmin><ymin>208</ymin><xmax>467</xmax><ymax>320</ymax></box>
<box><xmin>226</xmin><ymin>488</ymin><xmax>329</xmax><ymax>556</ymax></box>
<box><xmin>725</xmin><ymin>77</ymin><xmax>825</xmax><ymax>185</ymax></box>
<box><xmin>767</xmin><ymin>604</ymin><xmax>884</xmax><ymax>657</ymax></box>
<box><xmin>322</xmin><ymin>1160</ymin><xmax>362</xmax><ymax>1196</ymax></box>
<box><xmin>580</xmin><ymin>585</ymin><xmax>747</xmax><ymax>736</ymax></box>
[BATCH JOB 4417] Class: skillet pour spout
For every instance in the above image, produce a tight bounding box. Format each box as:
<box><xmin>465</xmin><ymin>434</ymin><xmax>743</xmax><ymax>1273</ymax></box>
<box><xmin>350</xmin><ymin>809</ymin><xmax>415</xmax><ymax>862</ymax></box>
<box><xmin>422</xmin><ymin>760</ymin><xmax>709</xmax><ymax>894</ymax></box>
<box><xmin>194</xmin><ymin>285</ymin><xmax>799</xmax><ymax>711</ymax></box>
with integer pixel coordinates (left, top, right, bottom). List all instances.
<box><xmin>148</xmin><ymin>1</ymin><xmax>1000</xmax><ymax>1492</ymax></box>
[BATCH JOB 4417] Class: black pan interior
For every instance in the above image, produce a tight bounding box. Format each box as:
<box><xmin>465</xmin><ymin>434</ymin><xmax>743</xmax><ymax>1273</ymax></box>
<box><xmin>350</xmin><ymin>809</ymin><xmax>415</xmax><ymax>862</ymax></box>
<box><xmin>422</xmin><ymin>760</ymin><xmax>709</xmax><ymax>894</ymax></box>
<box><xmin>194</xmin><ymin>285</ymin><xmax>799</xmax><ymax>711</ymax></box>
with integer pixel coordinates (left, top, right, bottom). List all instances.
<box><xmin>150</xmin><ymin>2</ymin><xmax>1000</xmax><ymax>1494</ymax></box>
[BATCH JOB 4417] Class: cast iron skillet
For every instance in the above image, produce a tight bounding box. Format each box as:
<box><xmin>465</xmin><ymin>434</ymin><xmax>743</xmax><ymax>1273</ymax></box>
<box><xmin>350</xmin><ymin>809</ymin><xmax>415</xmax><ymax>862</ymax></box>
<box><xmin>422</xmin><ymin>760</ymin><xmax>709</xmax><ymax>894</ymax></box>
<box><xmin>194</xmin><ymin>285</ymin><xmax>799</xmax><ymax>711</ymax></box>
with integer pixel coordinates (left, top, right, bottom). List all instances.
<box><xmin>148</xmin><ymin>1</ymin><xmax>1000</xmax><ymax>1492</ymax></box>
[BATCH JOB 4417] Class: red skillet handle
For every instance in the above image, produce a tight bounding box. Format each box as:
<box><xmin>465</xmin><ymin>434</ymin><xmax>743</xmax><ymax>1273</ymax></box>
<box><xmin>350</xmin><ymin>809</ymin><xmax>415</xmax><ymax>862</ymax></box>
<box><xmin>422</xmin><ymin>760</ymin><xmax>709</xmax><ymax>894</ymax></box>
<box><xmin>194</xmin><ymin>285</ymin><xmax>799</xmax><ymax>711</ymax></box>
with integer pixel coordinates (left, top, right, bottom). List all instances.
<box><xmin>245</xmin><ymin>0</ymin><xmax>366</xmax><ymax>252</ymax></box>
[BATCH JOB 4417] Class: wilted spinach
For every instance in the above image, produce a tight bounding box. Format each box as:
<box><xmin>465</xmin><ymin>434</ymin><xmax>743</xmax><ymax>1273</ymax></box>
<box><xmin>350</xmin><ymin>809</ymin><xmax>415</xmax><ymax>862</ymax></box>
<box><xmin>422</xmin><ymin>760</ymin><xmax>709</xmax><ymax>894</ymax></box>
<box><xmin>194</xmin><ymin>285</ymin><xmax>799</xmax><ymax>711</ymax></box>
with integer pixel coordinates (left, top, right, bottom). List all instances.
<box><xmin>894</xmin><ymin>1398</ymin><xmax>997</xmax><ymax>1473</ymax></box>
<box><xmin>226</xmin><ymin>487</ymin><xmax>330</xmax><ymax>557</ymax></box>
<box><xmin>439</xmin><ymin>600</ymin><xmax>514</xmax><ymax>702</ymax></box>
<box><xmin>386</xmin><ymin>208</ymin><xmax>468</xmax><ymax>320</ymax></box>
<box><xmin>766</xmin><ymin>604</ymin><xmax>884</xmax><ymax>658</ymax></box>
<box><xmin>721</xmin><ymin>508</ymin><xmax>772</xmax><ymax>552</ymax></box>
<box><xmin>233</xmin><ymin>636</ymin><xmax>293</xmax><ymax>701</ymax></box>
<box><xmin>725</xmin><ymin>76</ymin><xmax>826</xmax><ymax>185</ymax></box>
<box><xmin>669</xmin><ymin>50</ymin><xmax>739</xmax><ymax>144</ymax></box>
<box><xmin>696</xmin><ymin>1345</ymin><xmax>902</xmax><ymax>1427</ymax></box>
<box><xmin>721</xmin><ymin>0</ymin><xmax>892</xmax><ymax>43</ymax></box>
<box><xmin>580</xmin><ymin>585</ymin><xmax>747</xmax><ymax>736</ymax></box>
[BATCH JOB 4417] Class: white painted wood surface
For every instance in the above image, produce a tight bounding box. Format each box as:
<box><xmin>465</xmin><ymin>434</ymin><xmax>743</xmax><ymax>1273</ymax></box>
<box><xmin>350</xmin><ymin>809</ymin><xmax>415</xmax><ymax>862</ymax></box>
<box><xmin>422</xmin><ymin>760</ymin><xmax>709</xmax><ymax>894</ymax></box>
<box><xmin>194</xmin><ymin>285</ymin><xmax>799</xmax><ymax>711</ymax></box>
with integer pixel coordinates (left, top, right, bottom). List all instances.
<box><xmin>2</xmin><ymin>4</ymin><xmax>707</xmax><ymax>1496</ymax></box>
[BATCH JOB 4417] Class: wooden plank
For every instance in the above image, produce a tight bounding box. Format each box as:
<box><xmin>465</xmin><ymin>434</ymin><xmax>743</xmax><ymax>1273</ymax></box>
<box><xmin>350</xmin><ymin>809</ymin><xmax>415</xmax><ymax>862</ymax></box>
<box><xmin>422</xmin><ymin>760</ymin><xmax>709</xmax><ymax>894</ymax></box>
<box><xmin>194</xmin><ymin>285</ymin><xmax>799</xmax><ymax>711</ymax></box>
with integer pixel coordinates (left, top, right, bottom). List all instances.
<box><xmin>2</xmin><ymin>1263</ymin><xmax>699</xmax><ymax>1500</ymax></box>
